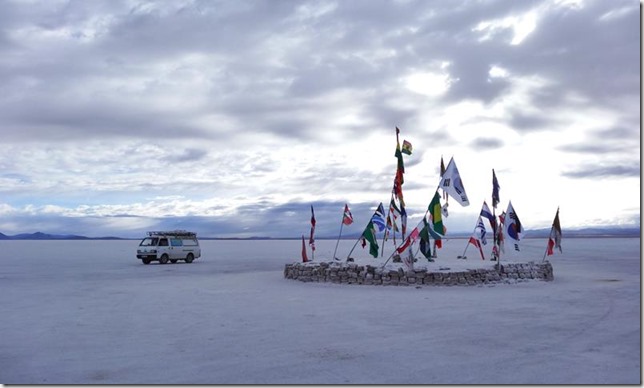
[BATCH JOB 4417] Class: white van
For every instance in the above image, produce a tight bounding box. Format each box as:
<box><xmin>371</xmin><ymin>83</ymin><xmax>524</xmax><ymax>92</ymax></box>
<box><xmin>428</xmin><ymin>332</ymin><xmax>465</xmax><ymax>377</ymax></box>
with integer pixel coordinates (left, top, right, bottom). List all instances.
<box><xmin>136</xmin><ymin>230</ymin><xmax>201</xmax><ymax>264</ymax></box>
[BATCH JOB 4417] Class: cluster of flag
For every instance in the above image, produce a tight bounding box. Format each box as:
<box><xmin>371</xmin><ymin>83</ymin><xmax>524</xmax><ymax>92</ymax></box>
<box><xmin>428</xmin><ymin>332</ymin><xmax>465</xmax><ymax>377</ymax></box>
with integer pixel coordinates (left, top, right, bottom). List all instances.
<box><xmin>459</xmin><ymin>169</ymin><xmax>562</xmax><ymax>262</ymax></box>
<box><xmin>301</xmin><ymin>127</ymin><xmax>563</xmax><ymax>264</ymax></box>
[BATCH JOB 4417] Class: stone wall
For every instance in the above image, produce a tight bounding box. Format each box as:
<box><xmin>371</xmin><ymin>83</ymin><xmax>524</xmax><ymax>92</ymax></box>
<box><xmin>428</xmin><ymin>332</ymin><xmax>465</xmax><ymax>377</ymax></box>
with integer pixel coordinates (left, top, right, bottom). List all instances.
<box><xmin>284</xmin><ymin>261</ymin><xmax>553</xmax><ymax>286</ymax></box>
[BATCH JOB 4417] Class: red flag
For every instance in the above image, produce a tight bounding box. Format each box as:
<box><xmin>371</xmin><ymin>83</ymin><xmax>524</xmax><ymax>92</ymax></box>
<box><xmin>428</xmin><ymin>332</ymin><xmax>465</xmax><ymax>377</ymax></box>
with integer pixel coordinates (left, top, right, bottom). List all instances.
<box><xmin>546</xmin><ymin>238</ymin><xmax>555</xmax><ymax>256</ymax></box>
<box><xmin>342</xmin><ymin>204</ymin><xmax>353</xmax><ymax>225</ymax></box>
<box><xmin>301</xmin><ymin>235</ymin><xmax>308</xmax><ymax>262</ymax></box>
<box><xmin>468</xmin><ymin>236</ymin><xmax>485</xmax><ymax>260</ymax></box>
<box><xmin>396</xmin><ymin>227</ymin><xmax>419</xmax><ymax>254</ymax></box>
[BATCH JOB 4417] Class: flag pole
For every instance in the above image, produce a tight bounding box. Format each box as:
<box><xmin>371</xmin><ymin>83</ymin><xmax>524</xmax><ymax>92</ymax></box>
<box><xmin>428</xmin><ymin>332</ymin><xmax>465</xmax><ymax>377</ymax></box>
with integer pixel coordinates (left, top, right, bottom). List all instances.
<box><xmin>346</xmin><ymin>207</ymin><xmax>379</xmax><ymax>261</ymax></box>
<box><xmin>381</xmin><ymin>209</ymin><xmax>429</xmax><ymax>268</ymax></box>
<box><xmin>381</xmin><ymin>190</ymin><xmax>395</xmax><ymax>257</ymax></box>
<box><xmin>382</xmin><ymin>162</ymin><xmax>448</xmax><ymax>268</ymax></box>
<box><xmin>346</xmin><ymin>236</ymin><xmax>362</xmax><ymax>261</ymax></box>
<box><xmin>332</xmin><ymin>217</ymin><xmax>344</xmax><ymax>261</ymax></box>
<box><xmin>458</xmin><ymin>222</ymin><xmax>479</xmax><ymax>259</ymax></box>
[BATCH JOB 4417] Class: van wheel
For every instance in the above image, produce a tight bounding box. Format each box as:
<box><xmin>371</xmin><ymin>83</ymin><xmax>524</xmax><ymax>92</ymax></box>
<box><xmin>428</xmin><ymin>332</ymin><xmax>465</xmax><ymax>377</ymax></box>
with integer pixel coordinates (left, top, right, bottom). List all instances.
<box><xmin>170</xmin><ymin>259</ymin><xmax>177</xmax><ymax>264</ymax></box>
<box><xmin>142</xmin><ymin>258</ymin><xmax>151</xmax><ymax>265</ymax></box>
<box><xmin>159</xmin><ymin>254</ymin><xmax>169</xmax><ymax>264</ymax></box>
<box><xmin>185</xmin><ymin>253</ymin><xmax>194</xmax><ymax>264</ymax></box>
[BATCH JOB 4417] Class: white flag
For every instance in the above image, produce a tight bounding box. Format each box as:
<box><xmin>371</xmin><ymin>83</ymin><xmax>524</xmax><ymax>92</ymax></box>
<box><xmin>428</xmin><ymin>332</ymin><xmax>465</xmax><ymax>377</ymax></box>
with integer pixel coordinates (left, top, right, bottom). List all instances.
<box><xmin>439</xmin><ymin>157</ymin><xmax>470</xmax><ymax>206</ymax></box>
<box><xmin>475</xmin><ymin>216</ymin><xmax>487</xmax><ymax>245</ymax></box>
<box><xmin>505</xmin><ymin>201</ymin><xmax>524</xmax><ymax>243</ymax></box>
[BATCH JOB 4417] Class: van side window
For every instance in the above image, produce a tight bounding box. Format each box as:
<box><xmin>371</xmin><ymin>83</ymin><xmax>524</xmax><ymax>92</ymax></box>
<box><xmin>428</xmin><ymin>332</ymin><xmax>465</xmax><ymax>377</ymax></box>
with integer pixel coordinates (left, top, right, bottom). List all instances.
<box><xmin>170</xmin><ymin>239</ymin><xmax>183</xmax><ymax>247</ymax></box>
<box><xmin>159</xmin><ymin>238</ymin><xmax>169</xmax><ymax>246</ymax></box>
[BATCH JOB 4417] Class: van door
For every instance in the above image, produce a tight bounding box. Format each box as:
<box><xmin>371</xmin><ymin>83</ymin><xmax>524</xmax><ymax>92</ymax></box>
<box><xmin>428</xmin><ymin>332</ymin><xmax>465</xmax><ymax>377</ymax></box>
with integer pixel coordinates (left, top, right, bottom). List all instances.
<box><xmin>170</xmin><ymin>238</ymin><xmax>183</xmax><ymax>259</ymax></box>
<box><xmin>158</xmin><ymin>238</ymin><xmax>170</xmax><ymax>259</ymax></box>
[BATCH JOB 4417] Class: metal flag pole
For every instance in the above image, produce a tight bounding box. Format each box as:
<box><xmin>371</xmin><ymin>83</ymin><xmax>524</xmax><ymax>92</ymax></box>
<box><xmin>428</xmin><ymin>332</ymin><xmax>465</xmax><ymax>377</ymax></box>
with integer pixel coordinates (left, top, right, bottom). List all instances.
<box><xmin>458</xmin><ymin>222</ymin><xmax>479</xmax><ymax>259</ymax></box>
<box><xmin>332</xmin><ymin>215</ymin><xmax>345</xmax><ymax>261</ymax></box>
<box><xmin>381</xmin><ymin>190</ymin><xmax>395</xmax><ymax>257</ymax></box>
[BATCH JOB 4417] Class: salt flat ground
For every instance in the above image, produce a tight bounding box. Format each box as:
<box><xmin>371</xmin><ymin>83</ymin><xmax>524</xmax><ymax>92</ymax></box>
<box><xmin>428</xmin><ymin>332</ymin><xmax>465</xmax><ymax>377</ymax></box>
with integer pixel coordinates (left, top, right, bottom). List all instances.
<box><xmin>0</xmin><ymin>237</ymin><xmax>640</xmax><ymax>384</ymax></box>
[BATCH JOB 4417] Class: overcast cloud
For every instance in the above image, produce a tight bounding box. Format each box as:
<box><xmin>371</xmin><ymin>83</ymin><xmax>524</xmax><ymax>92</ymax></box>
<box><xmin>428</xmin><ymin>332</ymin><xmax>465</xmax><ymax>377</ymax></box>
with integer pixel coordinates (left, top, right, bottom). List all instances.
<box><xmin>0</xmin><ymin>0</ymin><xmax>639</xmax><ymax>238</ymax></box>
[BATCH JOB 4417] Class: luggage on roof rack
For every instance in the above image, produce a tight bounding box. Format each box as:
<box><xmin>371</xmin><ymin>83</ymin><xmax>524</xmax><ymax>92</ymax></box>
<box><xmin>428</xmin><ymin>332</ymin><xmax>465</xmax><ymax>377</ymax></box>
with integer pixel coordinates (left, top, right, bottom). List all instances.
<box><xmin>146</xmin><ymin>230</ymin><xmax>197</xmax><ymax>237</ymax></box>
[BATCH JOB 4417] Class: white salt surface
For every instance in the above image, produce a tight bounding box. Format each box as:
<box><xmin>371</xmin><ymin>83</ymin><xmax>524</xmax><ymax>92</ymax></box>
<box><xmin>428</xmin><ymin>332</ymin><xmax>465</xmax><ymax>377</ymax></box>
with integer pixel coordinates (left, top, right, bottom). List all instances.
<box><xmin>0</xmin><ymin>237</ymin><xmax>640</xmax><ymax>384</ymax></box>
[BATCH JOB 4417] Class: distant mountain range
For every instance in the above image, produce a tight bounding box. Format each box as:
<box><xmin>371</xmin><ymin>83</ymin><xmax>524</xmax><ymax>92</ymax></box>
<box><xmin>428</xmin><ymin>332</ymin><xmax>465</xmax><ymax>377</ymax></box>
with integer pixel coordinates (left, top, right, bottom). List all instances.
<box><xmin>0</xmin><ymin>227</ymin><xmax>639</xmax><ymax>240</ymax></box>
<box><xmin>0</xmin><ymin>232</ymin><xmax>122</xmax><ymax>240</ymax></box>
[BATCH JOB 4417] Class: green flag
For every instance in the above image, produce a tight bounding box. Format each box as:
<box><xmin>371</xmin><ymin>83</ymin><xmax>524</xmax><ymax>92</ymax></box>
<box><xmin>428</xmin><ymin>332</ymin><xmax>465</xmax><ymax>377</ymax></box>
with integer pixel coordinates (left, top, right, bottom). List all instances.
<box><xmin>362</xmin><ymin>221</ymin><xmax>379</xmax><ymax>258</ymax></box>
<box><xmin>428</xmin><ymin>191</ymin><xmax>445</xmax><ymax>237</ymax></box>
<box><xmin>419</xmin><ymin>219</ymin><xmax>432</xmax><ymax>259</ymax></box>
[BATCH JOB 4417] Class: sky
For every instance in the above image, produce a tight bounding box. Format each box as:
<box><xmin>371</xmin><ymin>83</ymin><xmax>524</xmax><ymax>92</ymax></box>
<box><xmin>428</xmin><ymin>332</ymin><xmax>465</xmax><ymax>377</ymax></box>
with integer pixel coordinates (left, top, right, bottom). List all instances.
<box><xmin>0</xmin><ymin>0</ymin><xmax>640</xmax><ymax>238</ymax></box>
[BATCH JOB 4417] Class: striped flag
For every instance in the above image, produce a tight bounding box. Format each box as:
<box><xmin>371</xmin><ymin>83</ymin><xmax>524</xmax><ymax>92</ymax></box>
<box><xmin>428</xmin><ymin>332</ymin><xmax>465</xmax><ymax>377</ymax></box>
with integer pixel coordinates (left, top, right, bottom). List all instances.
<box><xmin>480</xmin><ymin>201</ymin><xmax>496</xmax><ymax>232</ymax></box>
<box><xmin>371</xmin><ymin>202</ymin><xmax>386</xmax><ymax>232</ymax></box>
<box><xmin>309</xmin><ymin>205</ymin><xmax>316</xmax><ymax>252</ymax></box>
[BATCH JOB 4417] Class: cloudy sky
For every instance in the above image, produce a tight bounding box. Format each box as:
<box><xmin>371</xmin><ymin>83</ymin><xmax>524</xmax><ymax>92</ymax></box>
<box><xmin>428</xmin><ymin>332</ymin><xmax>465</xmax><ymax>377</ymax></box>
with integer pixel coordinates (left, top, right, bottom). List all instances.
<box><xmin>0</xmin><ymin>0</ymin><xmax>639</xmax><ymax>239</ymax></box>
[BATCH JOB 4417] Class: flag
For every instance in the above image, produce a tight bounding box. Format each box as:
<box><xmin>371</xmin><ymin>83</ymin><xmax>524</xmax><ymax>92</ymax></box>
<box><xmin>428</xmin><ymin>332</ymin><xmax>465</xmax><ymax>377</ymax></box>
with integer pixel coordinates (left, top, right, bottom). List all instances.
<box><xmin>546</xmin><ymin>238</ymin><xmax>555</xmax><ymax>256</ymax></box>
<box><xmin>388</xmin><ymin>199</ymin><xmax>400</xmax><ymax>244</ymax></box>
<box><xmin>480</xmin><ymin>201</ymin><xmax>497</xmax><ymax>232</ymax></box>
<box><xmin>475</xmin><ymin>216</ymin><xmax>487</xmax><ymax>246</ymax></box>
<box><xmin>439</xmin><ymin>157</ymin><xmax>470</xmax><ymax>206</ymax></box>
<box><xmin>362</xmin><ymin>221</ymin><xmax>379</xmax><ymax>258</ymax></box>
<box><xmin>309</xmin><ymin>205</ymin><xmax>316</xmax><ymax>251</ymax></box>
<box><xmin>492</xmin><ymin>169</ymin><xmax>500</xmax><ymax>209</ymax></box>
<box><xmin>428</xmin><ymin>191</ymin><xmax>445</xmax><ymax>236</ymax></box>
<box><xmin>402</xmin><ymin>250</ymin><xmax>414</xmax><ymax>271</ymax></box>
<box><xmin>547</xmin><ymin>208</ymin><xmax>563</xmax><ymax>256</ymax></box>
<box><xmin>419</xmin><ymin>218</ymin><xmax>433</xmax><ymax>259</ymax></box>
<box><xmin>301</xmin><ymin>235</ymin><xmax>308</xmax><ymax>262</ymax></box>
<box><xmin>384</xmin><ymin>215</ymin><xmax>391</xmax><ymax>242</ymax></box>
<box><xmin>442</xmin><ymin>202</ymin><xmax>449</xmax><ymax>218</ymax></box>
<box><xmin>401</xmin><ymin>140</ymin><xmax>413</xmax><ymax>155</ymax></box>
<box><xmin>498</xmin><ymin>211</ymin><xmax>506</xmax><ymax>253</ymax></box>
<box><xmin>371</xmin><ymin>202</ymin><xmax>386</xmax><ymax>232</ymax></box>
<box><xmin>468</xmin><ymin>236</ymin><xmax>485</xmax><ymax>260</ymax></box>
<box><xmin>342</xmin><ymin>204</ymin><xmax>353</xmax><ymax>225</ymax></box>
<box><xmin>400</xmin><ymin>203</ymin><xmax>407</xmax><ymax>239</ymax></box>
<box><xmin>394</xmin><ymin>129</ymin><xmax>405</xmax><ymax>176</ymax></box>
<box><xmin>396</xmin><ymin>226</ymin><xmax>419</xmax><ymax>254</ymax></box>
<box><xmin>440</xmin><ymin>156</ymin><xmax>447</xmax><ymax>201</ymax></box>
<box><xmin>505</xmin><ymin>202</ymin><xmax>523</xmax><ymax>251</ymax></box>
<box><xmin>553</xmin><ymin>207</ymin><xmax>562</xmax><ymax>253</ymax></box>
<box><xmin>440</xmin><ymin>156</ymin><xmax>446</xmax><ymax>177</ymax></box>
<box><xmin>393</xmin><ymin>170</ymin><xmax>405</xmax><ymax>207</ymax></box>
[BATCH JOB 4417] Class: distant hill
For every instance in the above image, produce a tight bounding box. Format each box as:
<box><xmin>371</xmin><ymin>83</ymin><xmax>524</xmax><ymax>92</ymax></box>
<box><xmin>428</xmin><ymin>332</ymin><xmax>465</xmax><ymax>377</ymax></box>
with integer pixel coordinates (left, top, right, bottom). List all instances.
<box><xmin>0</xmin><ymin>232</ymin><xmax>123</xmax><ymax>240</ymax></box>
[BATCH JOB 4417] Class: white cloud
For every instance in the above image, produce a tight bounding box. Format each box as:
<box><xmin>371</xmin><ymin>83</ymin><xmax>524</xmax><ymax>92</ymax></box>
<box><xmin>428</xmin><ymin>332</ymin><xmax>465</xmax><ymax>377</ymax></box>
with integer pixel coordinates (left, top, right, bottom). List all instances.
<box><xmin>0</xmin><ymin>0</ymin><xmax>638</xmax><ymax>237</ymax></box>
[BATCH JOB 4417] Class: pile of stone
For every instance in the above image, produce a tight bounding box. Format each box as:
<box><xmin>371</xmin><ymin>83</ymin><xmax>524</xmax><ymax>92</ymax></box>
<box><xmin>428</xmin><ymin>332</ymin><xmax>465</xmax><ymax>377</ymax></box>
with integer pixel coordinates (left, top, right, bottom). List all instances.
<box><xmin>284</xmin><ymin>261</ymin><xmax>553</xmax><ymax>286</ymax></box>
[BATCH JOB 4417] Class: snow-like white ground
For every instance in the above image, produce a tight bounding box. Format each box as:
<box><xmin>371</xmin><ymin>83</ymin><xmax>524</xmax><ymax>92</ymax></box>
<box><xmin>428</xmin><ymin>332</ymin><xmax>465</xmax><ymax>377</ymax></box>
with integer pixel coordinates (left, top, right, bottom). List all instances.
<box><xmin>0</xmin><ymin>237</ymin><xmax>640</xmax><ymax>384</ymax></box>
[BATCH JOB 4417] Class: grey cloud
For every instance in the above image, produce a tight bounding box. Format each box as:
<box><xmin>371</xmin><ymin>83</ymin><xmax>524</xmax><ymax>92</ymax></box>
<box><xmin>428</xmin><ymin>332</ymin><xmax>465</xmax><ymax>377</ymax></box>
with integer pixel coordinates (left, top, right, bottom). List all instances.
<box><xmin>558</xmin><ymin>126</ymin><xmax>639</xmax><ymax>154</ymax></box>
<box><xmin>470</xmin><ymin>137</ymin><xmax>504</xmax><ymax>150</ymax></box>
<box><xmin>562</xmin><ymin>164</ymin><xmax>640</xmax><ymax>179</ymax></box>
<box><xmin>165</xmin><ymin>148</ymin><xmax>208</xmax><ymax>163</ymax></box>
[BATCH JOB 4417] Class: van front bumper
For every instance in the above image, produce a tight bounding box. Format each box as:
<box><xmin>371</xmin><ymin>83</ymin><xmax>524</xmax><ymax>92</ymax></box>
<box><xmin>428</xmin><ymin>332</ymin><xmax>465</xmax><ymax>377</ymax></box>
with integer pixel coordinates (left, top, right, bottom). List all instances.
<box><xmin>137</xmin><ymin>254</ymin><xmax>157</xmax><ymax>259</ymax></box>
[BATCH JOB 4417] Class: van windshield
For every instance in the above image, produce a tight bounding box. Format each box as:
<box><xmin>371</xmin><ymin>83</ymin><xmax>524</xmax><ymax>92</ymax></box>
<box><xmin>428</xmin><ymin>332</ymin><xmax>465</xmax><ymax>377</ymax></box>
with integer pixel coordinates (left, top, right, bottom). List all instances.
<box><xmin>139</xmin><ymin>237</ymin><xmax>159</xmax><ymax>246</ymax></box>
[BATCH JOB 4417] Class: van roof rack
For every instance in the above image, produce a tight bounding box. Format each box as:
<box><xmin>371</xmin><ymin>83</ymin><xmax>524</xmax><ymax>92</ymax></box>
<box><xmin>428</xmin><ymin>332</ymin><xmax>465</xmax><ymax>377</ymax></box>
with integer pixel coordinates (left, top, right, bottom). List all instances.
<box><xmin>147</xmin><ymin>230</ymin><xmax>197</xmax><ymax>237</ymax></box>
